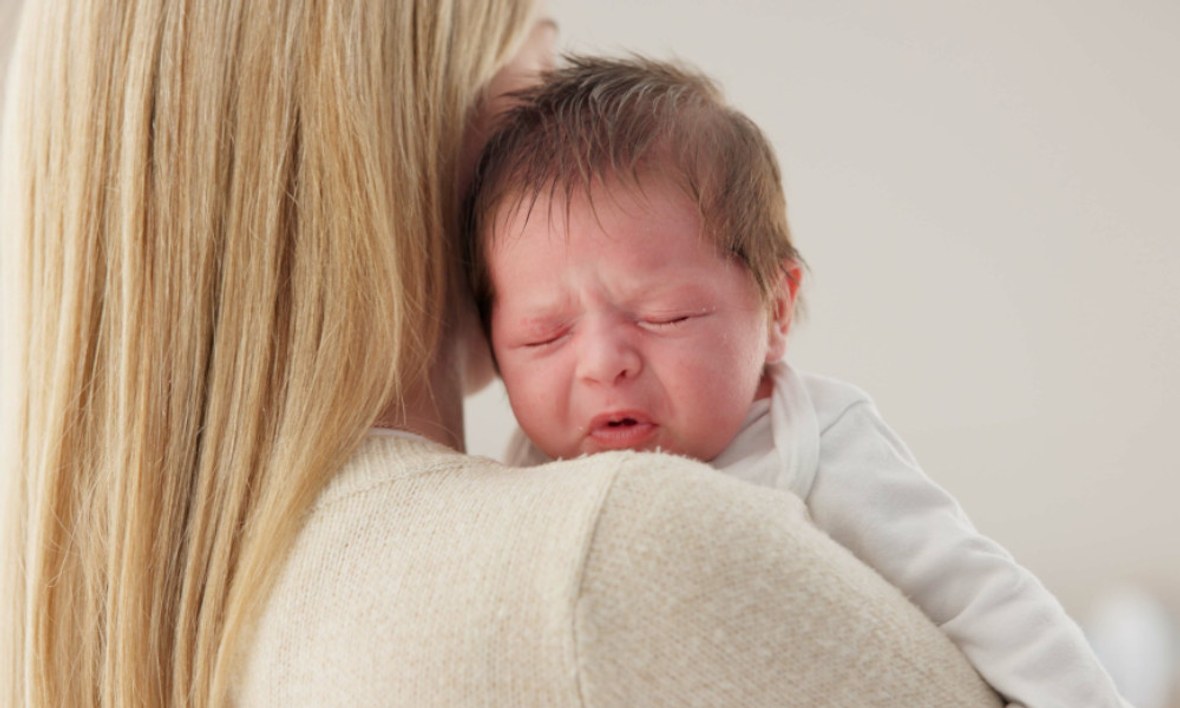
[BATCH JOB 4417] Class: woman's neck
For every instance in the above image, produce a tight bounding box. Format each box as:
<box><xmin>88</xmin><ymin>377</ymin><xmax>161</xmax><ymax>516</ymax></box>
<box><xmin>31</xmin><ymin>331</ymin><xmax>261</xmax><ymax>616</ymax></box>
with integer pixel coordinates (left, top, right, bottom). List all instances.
<box><xmin>372</xmin><ymin>337</ymin><xmax>467</xmax><ymax>452</ymax></box>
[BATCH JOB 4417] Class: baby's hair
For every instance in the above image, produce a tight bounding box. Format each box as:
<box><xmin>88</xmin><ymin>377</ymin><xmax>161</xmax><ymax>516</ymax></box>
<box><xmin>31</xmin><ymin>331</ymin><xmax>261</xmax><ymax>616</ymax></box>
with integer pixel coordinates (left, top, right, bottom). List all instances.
<box><xmin>464</xmin><ymin>54</ymin><xmax>801</xmax><ymax>330</ymax></box>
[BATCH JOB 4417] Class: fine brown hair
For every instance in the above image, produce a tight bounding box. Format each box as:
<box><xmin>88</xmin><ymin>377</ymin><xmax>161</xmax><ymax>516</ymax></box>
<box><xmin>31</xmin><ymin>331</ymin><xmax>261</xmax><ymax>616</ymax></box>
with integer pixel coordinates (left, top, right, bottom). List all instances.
<box><xmin>465</xmin><ymin>54</ymin><xmax>802</xmax><ymax>330</ymax></box>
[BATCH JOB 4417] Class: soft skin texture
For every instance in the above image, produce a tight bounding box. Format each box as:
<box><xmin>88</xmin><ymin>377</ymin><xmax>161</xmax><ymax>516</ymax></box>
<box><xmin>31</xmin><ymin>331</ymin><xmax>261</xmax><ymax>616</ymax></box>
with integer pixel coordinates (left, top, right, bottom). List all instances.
<box><xmin>489</xmin><ymin>177</ymin><xmax>796</xmax><ymax>461</ymax></box>
<box><xmin>233</xmin><ymin>432</ymin><xmax>1003</xmax><ymax>706</ymax></box>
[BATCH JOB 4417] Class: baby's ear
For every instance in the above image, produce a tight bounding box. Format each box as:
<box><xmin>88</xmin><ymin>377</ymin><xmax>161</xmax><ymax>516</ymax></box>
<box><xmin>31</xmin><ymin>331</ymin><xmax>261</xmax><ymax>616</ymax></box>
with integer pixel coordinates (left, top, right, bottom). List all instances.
<box><xmin>765</xmin><ymin>262</ymin><xmax>803</xmax><ymax>363</ymax></box>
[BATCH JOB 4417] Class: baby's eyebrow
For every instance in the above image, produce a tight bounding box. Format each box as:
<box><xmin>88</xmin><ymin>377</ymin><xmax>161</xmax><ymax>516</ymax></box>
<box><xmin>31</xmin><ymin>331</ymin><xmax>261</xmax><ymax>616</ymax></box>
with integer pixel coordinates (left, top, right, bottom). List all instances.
<box><xmin>496</xmin><ymin>298</ymin><xmax>572</xmax><ymax>328</ymax></box>
<box><xmin>618</xmin><ymin>280</ymin><xmax>714</xmax><ymax>306</ymax></box>
<box><xmin>517</xmin><ymin>312</ymin><xmax>566</xmax><ymax>330</ymax></box>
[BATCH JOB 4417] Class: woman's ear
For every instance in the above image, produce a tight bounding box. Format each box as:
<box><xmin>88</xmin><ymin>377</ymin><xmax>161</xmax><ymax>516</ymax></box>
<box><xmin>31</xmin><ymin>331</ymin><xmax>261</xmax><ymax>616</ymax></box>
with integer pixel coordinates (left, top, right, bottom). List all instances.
<box><xmin>765</xmin><ymin>262</ymin><xmax>803</xmax><ymax>363</ymax></box>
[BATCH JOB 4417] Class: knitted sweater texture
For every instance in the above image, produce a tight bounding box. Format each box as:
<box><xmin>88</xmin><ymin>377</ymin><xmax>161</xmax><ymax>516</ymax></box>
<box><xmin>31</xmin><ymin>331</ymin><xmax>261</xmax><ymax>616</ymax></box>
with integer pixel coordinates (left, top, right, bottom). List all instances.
<box><xmin>233</xmin><ymin>433</ymin><xmax>1000</xmax><ymax>706</ymax></box>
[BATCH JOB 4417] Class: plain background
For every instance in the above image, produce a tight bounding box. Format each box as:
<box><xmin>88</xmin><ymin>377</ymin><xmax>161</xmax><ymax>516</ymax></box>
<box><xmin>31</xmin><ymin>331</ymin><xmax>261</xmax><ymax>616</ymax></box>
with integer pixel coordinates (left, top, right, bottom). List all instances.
<box><xmin>2</xmin><ymin>0</ymin><xmax>1176</xmax><ymax>658</ymax></box>
<box><xmin>468</xmin><ymin>0</ymin><xmax>1180</xmax><ymax>629</ymax></box>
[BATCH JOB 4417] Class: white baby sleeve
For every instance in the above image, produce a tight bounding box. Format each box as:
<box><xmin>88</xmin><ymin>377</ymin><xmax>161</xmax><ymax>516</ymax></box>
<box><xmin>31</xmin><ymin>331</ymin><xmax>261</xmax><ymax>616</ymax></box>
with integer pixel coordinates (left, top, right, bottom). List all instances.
<box><xmin>804</xmin><ymin>394</ymin><xmax>1127</xmax><ymax>708</ymax></box>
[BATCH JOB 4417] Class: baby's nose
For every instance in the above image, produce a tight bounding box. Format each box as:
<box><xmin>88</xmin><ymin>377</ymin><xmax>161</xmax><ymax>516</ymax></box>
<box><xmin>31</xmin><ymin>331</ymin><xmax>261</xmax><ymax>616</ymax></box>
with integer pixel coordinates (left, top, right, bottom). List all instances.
<box><xmin>574</xmin><ymin>323</ymin><xmax>642</xmax><ymax>386</ymax></box>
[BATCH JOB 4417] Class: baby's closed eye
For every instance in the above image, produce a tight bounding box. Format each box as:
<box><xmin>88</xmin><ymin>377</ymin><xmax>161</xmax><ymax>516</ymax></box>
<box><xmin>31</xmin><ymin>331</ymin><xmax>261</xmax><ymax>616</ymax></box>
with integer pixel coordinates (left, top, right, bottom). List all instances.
<box><xmin>516</xmin><ymin>324</ymin><xmax>571</xmax><ymax>348</ymax></box>
<box><xmin>638</xmin><ymin>315</ymin><xmax>691</xmax><ymax>330</ymax></box>
<box><xmin>635</xmin><ymin>304</ymin><xmax>715</xmax><ymax>332</ymax></box>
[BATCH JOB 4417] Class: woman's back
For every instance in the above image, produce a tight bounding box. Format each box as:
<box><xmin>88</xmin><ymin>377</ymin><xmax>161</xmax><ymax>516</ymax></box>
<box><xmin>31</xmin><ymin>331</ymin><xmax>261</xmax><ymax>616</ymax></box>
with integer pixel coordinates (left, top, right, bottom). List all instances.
<box><xmin>236</xmin><ymin>433</ymin><xmax>1001</xmax><ymax>706</ymax></box>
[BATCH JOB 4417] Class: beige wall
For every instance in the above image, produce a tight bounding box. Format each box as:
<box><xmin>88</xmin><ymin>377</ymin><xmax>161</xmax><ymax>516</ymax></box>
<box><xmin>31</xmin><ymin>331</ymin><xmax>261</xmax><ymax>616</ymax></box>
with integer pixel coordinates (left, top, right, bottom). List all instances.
<box><xmin>468</xmin><ymin>0</ymin><xmax>1180</xmax><ymax>625</ymax></box>
<box><xmin>0</xmin><ymin>0</ymin><xmax>21</xmax><ymax>141</ymax></box>
<box><xmin>0</xmin><ymin>0</ymin><xmax>19</xmax><ymax>97</ymax></box>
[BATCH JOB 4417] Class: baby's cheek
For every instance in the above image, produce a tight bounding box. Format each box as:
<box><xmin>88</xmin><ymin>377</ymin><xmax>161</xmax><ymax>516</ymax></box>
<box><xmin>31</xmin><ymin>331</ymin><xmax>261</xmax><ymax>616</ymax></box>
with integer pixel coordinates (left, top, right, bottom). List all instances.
<box><xmin>503</xmin><ymin>364</ymin><xmax>542</xmax><ymax>413</ymax></box>
<box><xmin>504</xmin><ymin>364</ymin><xmax>565</xmax><ymax>447</ymax></box>
<box><xmin>693</xmin><ymin>393</ymin><xmax>748</xmax><ymax>458</ymax></box>
<box><xmin>677</xmin><ymin>357</ymin><xmax>759</xmax><ymax>457</ymax></box>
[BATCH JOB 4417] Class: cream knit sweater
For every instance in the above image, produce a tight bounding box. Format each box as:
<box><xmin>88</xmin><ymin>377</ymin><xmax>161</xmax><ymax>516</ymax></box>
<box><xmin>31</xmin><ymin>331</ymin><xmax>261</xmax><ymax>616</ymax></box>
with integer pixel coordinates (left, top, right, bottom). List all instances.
<box><xmin>233</xmin><ymin>432</ymin><xmax>1001</xmax><ymax>706</ymax></box>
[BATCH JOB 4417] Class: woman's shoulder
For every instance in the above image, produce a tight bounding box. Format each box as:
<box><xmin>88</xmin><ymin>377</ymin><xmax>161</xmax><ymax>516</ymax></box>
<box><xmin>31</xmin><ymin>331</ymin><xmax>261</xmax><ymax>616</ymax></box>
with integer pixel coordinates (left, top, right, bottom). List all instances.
<box><xmin>311</xmin><ymin>432</ymin><xmax>737</xmax><ymax>539</ymax></box>
<box><xmin>234</xmin><ymin>437</ymin><xmax>732</xmax><ymax>704</ymax></box>
<box><xmin>575</xmin><ymin>451</ymin><xmax>1000</xmax><ymax>705</ymax></box>
<box><xmin>236</xmin><ymin>436</ymin><xmax>998</xmax><ymax>705</ymax></box>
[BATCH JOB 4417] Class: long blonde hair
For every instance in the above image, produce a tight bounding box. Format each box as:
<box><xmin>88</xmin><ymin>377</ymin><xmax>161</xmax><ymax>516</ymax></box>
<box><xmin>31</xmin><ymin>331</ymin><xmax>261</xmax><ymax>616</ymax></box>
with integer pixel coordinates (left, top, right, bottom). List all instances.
<box><xmin>0</xmin><ymin>0</ymin><xmax>537</xmax><ymax>704</ymax></box>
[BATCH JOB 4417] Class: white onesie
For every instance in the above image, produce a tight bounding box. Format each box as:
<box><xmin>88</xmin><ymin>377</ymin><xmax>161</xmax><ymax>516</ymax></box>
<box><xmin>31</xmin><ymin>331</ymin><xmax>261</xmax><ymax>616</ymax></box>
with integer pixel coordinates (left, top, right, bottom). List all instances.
<box><xmin>507</xmin><ymin>360</ymin><xmax>1127</xmax><ymax>708</ymax></box>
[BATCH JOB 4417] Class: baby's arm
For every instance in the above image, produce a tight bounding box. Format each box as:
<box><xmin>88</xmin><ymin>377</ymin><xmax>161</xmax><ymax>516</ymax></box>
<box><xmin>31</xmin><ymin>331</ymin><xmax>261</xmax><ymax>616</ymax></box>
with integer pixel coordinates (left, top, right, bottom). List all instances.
<box><xmin>807</xmin><ymin>398</ymin><xmax>1128</xmax><ymax>708</ymax></box>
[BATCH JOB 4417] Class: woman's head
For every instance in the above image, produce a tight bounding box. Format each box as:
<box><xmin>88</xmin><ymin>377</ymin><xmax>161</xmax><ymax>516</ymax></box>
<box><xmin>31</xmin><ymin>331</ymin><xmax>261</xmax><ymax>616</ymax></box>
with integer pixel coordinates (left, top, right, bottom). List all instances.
<box><xmin>1</xmin><ymin>0</ymin><xmax>541</xmax><ymax>704</ymax></box>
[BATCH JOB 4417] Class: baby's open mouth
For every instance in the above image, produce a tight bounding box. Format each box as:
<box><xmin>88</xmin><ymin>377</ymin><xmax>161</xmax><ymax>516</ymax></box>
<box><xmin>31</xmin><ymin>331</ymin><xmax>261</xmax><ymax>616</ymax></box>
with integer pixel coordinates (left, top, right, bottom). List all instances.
<box><xmin>587</xmin><ymin>412</ymin><xmax>657</xmax><ymax>450</ymax></box>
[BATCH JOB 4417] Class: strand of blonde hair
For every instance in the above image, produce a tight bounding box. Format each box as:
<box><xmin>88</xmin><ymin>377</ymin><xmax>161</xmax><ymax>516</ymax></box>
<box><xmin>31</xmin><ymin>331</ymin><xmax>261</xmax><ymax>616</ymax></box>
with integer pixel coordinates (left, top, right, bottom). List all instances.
<box><xmin>0</xmin><ymin>0</ymin><xmax>537</xmax><ymax>704</ymax></box>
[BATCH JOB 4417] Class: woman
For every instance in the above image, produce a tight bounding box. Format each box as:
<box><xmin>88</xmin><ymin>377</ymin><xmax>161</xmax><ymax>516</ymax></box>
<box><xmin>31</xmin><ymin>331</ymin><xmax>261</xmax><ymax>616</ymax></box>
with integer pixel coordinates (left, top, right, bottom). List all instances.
<box><xmin>0</xmin><ymin>1</ymin><xmax>1001</xmax><ymax>705</ymax></box>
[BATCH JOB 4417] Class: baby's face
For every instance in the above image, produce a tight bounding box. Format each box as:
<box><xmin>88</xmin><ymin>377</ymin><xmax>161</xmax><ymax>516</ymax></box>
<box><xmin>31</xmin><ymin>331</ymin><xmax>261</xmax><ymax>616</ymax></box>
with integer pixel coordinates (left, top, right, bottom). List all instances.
<box><xmin>487</xmin><ymin>178</ymin><xmax>780</xmax><ymax>462</ymax></box>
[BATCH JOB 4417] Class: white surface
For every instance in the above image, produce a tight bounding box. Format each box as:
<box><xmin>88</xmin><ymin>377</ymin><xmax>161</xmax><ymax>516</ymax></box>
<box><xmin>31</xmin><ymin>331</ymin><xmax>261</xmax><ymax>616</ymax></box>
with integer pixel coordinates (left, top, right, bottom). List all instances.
<box><xmin>1086</xmin><ymin>587</ymin><xmax>1178</xmax><ymax>708</ymax></box>
<box><xmin>467</xmin><ymin>0</ymin><xmax>1180</xmax><ymax>619</ymax></box>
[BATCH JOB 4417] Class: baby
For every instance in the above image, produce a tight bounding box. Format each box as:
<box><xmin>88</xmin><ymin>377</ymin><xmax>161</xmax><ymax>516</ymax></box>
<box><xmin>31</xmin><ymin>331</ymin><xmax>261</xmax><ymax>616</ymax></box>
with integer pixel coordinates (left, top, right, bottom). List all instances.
<box><xmin>464</xmin><ymin>56</ymin><xmax>1127</xmax><ymax>707</ymax></box>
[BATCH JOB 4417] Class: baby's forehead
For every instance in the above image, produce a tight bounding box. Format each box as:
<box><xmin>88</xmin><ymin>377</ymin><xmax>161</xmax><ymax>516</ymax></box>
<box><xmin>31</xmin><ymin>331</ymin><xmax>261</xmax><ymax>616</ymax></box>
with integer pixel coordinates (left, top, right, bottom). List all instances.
<box><xmin>486</xmin><ymin>170</ymin><xmax>706</xmax><ymax>241</ymax></box>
